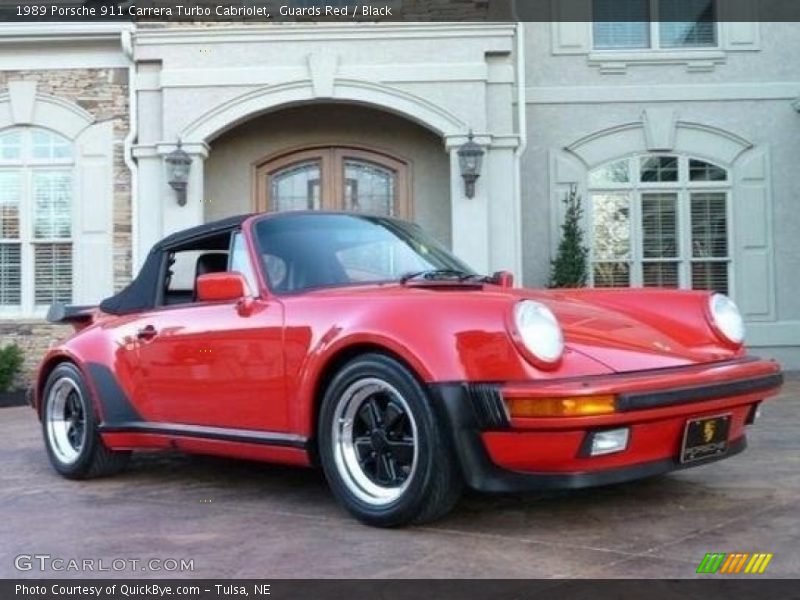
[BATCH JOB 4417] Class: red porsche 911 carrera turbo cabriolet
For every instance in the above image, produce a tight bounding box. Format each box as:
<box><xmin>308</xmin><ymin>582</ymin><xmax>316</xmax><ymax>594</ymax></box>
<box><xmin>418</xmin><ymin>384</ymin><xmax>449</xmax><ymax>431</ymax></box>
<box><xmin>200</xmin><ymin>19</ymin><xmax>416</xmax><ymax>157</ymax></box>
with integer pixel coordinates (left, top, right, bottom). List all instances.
<box><xmin>32</xmin><ymin>212</ymin><xmax>783</xmax><ymax>526</ymax></box>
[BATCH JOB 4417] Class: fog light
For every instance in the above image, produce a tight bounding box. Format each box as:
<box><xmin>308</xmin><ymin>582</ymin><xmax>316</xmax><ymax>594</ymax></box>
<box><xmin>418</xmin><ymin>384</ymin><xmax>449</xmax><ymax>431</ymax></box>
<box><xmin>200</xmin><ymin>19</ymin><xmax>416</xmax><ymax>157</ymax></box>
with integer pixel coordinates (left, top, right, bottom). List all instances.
<box><xmin>589</xmin><ymin>428</ymin><xmax>629</xmax><ymax>456</ymax></box>
<box><xmin>746</xmin><ymin>403</ymin><xmax>762</xmax><ymax>425</ymax></box>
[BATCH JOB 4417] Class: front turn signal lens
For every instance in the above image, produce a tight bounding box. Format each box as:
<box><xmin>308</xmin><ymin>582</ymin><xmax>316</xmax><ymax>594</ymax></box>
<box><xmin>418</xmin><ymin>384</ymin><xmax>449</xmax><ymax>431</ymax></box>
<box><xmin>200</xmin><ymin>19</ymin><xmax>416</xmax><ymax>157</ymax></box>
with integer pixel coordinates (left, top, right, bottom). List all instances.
<box><xmin>505</xmin><ymin>395</ymin><xmax>616</xmax><ymax>418</ymax></box>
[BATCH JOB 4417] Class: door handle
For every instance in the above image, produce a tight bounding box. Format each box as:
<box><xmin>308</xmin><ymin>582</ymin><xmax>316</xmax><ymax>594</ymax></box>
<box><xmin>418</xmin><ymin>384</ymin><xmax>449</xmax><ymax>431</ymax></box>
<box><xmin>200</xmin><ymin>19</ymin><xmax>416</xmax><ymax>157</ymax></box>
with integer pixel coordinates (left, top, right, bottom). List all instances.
<box><xmin>136</xmin><ymin>325</ymin><xmax>158</xmax><ymax>340</ymax></box>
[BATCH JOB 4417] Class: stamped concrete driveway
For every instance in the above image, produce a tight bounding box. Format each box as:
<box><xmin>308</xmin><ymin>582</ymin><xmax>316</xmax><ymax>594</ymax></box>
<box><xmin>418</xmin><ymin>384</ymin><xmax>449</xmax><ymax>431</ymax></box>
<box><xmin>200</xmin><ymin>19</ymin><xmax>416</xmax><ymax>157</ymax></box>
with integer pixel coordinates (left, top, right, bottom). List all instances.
<box><xmin>1</xmin><ymin>374</ymin><xmax>797</xmax><ymax>579</ymax></box>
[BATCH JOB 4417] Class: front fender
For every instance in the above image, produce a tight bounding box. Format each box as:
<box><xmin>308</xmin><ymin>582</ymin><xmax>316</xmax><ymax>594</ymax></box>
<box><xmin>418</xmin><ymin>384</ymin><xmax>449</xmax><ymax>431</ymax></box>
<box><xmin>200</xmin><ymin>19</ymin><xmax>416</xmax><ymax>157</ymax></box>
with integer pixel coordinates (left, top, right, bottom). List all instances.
<box><xmin>283</xmin><ymin>293</ymin><xmax>612</xmax><ymax>437</ymax></box>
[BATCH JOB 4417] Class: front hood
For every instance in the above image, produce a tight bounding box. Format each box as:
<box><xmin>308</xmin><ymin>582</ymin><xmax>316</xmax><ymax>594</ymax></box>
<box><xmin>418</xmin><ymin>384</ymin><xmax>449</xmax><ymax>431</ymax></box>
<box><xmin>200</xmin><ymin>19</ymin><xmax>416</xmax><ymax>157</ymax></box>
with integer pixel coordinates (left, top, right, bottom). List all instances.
<box><xmin>301</xmin><ymin>283</ymin><xmax>740</xmax><ymax>374</ymax></box>
<box><xmin>514</xmin><ymin>288</ymin><xmax>740</xmax><ymax>372</ymax></box>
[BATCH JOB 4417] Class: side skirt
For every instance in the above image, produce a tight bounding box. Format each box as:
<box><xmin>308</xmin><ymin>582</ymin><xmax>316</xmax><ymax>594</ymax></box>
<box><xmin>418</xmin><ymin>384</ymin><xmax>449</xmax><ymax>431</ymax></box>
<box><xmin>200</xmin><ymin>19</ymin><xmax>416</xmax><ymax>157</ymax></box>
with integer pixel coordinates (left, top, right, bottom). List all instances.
<box><xmin>98</xmin><ymin>423</ymin><xmax>312</xmax><ymax>467</ymax></box>
<box><xmin>99</xmin><ymin>422</ymin><xmax>307</xmax><ymax>448</ymax></box>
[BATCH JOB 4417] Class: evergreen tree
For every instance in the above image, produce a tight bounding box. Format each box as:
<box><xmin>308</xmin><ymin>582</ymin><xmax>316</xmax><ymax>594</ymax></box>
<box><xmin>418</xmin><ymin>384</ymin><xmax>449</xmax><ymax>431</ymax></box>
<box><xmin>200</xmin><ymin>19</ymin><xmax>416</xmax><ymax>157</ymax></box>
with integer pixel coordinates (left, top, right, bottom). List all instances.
<box><xmin>548</xmin><ymin>185</ymin><xmax>589</xmax><ymax>288</ymax></box>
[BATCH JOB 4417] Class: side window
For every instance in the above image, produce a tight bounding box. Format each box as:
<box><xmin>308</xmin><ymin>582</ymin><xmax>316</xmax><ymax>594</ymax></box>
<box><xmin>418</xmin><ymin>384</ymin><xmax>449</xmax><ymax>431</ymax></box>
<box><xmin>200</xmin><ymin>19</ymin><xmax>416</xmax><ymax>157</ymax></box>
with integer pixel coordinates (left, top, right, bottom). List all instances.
<box><xmin>230</xmin><ymin>232</ymin><xmax>259</xmax><ymax>295</ymax></box>
<box><xmin>158</xmin><ymin>233</ymin><xmax>232</xmax><ymax>308</ymax></box>
<box><xmin>162</xmin><ymin>249</ymin><xmax>228</xmax><ymax>306</ymax></box>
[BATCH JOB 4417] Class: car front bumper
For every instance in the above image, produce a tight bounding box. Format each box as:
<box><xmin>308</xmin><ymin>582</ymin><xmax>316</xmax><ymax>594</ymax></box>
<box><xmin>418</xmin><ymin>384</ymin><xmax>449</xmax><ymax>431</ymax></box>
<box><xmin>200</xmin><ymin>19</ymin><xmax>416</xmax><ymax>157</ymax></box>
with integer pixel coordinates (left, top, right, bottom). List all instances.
<box><xmin>429</xmin><ymin>357</ymin><xmax>783</xmax><ymax>493</ymax></box>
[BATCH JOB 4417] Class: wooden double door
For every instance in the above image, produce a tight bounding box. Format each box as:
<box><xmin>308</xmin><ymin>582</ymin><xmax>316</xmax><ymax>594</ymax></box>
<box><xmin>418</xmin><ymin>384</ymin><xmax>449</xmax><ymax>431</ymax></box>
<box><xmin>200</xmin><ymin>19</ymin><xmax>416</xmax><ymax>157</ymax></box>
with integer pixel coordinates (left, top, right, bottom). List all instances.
<box><xmin>255</xmin><ymin>147</ymin><xmax>410</xmax><ymax>218</ymax></box>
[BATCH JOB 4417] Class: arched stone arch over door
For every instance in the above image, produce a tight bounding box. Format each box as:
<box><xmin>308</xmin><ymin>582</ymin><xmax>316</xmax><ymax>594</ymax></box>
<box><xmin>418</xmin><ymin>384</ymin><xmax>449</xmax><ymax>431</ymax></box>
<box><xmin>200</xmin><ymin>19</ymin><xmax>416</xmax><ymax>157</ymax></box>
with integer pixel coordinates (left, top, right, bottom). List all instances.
<box><xmin>552</xmin><ymin>109</ymin><xmax>775</xmax><ymax>323</ymax></box>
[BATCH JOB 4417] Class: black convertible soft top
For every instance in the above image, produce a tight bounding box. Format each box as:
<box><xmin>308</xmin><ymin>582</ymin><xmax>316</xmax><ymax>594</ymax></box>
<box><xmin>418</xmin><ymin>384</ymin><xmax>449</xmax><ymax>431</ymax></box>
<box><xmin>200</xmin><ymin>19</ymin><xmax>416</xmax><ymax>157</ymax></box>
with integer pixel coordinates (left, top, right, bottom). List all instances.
<box><xmin>99</xmin><ymin>214</ymin><xmax>253</xmax><ymax>315</ymax></box>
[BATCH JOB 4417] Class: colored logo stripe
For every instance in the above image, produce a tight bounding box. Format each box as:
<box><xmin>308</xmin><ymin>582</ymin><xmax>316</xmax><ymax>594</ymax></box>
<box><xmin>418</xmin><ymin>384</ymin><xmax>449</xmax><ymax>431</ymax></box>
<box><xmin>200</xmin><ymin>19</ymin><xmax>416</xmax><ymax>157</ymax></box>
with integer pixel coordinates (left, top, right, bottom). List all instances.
<box><xmin>697</xmin><ymin>553</ymin><xmax>726</xmax><ymax>574</ymax></box>
<box><xmin>697</xmin><ymin>553</ymin><xmax>773</xmax><ymax>574</ymax></box>
<box><xmin>745</xmin><ymin>553</ymin><xmax>773</xmax><ymax>574</ymax></box>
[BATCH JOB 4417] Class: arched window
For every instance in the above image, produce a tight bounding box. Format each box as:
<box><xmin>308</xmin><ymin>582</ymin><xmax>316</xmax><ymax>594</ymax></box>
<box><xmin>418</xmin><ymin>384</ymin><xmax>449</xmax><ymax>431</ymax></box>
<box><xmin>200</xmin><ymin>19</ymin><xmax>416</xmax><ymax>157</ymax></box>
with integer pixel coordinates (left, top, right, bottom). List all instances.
<box><xmin>255</xmin><ymin>147</ymin><xmax>410</xmax><ymax>219</ymax></box>
<box><xmin>588</xmin><ymin>154</ymin><xmax>730</xmax><ymax>295</ymax></box>
<box><xmin>0</xmin><ymin>127</ymin><xmax>73</xmax><ymax>315</ymax></box>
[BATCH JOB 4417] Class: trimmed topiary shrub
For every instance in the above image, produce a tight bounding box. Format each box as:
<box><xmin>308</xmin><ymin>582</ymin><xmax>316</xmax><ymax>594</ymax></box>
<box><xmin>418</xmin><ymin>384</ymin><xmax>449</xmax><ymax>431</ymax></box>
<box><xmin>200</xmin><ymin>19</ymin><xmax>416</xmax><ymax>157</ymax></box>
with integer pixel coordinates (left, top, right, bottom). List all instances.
<box><xmin>548</xmin><ymin>185</ymin><xmax>589</xmax><ymax>288</ymax></box>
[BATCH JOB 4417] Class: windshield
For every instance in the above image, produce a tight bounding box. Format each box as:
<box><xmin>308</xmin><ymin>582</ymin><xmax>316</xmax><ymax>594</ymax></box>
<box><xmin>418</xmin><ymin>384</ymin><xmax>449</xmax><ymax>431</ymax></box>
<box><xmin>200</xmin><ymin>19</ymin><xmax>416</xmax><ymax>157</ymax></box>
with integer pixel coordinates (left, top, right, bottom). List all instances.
<box><xmin>252</xmin><ymin>213</ymin><xmax>475</xmax><ymax>293</ymax></box>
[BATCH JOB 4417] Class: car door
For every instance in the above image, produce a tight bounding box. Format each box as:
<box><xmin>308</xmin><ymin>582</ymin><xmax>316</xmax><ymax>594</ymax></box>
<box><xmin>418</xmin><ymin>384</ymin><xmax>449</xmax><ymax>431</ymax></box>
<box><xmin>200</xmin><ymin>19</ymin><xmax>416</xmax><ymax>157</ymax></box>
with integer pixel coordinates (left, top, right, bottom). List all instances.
<box><xmin>134</xmin><ymin>232</ymin><xmax>287</xmax><ymax>433</ymax></box>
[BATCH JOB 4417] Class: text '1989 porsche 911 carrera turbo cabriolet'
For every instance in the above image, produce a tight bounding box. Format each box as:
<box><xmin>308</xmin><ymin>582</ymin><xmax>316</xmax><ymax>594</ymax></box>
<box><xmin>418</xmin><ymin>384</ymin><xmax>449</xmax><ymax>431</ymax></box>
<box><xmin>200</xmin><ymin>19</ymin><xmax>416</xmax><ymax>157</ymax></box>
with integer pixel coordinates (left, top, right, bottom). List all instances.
<box><xmin>31</xmin><ymin>212</ymin><xmax>783</xmax><ymax>526</ymax></box>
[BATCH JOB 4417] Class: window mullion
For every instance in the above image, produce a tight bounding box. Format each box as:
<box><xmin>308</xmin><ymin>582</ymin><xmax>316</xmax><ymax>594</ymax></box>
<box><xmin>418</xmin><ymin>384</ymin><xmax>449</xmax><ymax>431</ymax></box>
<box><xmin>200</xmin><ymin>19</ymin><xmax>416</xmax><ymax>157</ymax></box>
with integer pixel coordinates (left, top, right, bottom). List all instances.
<box><xmin>631</xmin><ymin>190</ymin><xmax>642</xmax><ymax>287</ymax></box>
<box><xmin>725</xmin><ymin>189</ymin><xmax>734</xmax><ymax>299</ymax></box>
<box><xmin>587</xmin><ymin>193</ymin><xmax>596</xmax><ymax>287</ymax></box>
<box><xmin>679</xmin><ymin>188</ymin><xmax>692</xmax><ymax>289</ymax></box>
<box><xmin>20</xmin><ymin>166</ymin><xmax>34</xmax><ymax>315</ymax></box>
<box><xmin>651</xmin><ymin>0</ymin><xmax>659</xmax><ymax>49</ymax></box>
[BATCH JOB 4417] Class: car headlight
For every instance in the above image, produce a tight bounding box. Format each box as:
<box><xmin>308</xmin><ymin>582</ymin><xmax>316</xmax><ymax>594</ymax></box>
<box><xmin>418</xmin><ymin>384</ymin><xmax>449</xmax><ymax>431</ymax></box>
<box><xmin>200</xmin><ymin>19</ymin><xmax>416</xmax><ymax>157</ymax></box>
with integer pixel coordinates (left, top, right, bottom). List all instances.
<box><xmin>708</xmin><ymin>293</ymin><xmax>745</xmax><ymax>346</ymax></box>
<box><xmin>512</xmin><ymin>300</ymin><xmax>564</xmax><ymax>368</ymax></box>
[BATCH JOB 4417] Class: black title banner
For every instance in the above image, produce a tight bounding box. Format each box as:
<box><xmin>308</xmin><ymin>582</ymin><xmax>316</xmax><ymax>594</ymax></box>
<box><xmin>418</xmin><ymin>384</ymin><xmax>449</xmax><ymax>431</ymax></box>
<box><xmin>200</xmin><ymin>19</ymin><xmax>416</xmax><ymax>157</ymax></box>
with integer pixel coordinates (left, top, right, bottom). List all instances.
<box><xmin>2</xmin><ymin>0</ymin><xmax>800</xmax><ymax>22</ymax></box>
<box><xmin>4</xmin><ymin>579</ymin><xmax>800</xmax><ymax>600</ymax></box>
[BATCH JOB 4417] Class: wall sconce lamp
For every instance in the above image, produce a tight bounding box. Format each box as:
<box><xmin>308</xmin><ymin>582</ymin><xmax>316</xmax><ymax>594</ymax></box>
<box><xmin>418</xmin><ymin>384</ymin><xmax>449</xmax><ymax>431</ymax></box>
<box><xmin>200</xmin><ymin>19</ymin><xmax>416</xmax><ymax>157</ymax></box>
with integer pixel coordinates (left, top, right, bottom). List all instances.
<box><xmin>457</xmin><ymin>131</ymin><xmax>485</xmax><ymax>199</ymax></box>
<box><xmin>165</xmin><ymin>141</ymin><xmax>192</xmax><ymax>206</ymax></box>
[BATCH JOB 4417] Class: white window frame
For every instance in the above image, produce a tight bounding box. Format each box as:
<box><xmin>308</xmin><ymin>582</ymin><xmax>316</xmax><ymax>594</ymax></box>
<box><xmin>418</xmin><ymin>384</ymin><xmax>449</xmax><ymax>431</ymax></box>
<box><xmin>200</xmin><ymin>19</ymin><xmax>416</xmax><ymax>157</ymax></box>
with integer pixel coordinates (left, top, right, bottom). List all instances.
<box><xmin>590</xmin><ymin>0</ymin><xmax>720</xmax><ymax>52</ymax></box>
<box><xmin>588</xmin><ymin>154</ymin><xmax>733</xmax><ymax>296</ymax></box>
<box><xmin>0</xmin><ymin>127</ymin><xmax>74</xmax><ymax>318</ymax></box>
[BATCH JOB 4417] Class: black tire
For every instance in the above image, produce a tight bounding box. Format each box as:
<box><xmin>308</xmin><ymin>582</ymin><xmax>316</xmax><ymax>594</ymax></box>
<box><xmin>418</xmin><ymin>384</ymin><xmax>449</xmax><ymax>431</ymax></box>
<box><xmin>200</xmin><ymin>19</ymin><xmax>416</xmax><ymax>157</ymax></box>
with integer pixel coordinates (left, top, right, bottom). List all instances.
<box><xmin>318</xmin><ymin>353</ymin><xmax>462</xmax><ymax>527</ymax></box>
<box><xmin>41</xmin><ymin>363</ymin><xmax>130</xmax><ymax>479</ymax></box>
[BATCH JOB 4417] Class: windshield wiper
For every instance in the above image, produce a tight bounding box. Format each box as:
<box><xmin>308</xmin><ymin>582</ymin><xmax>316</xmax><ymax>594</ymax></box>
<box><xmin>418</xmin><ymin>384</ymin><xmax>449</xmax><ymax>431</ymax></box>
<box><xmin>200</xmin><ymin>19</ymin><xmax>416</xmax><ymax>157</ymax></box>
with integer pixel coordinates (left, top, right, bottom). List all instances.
<box><xmin>399</xmin><ymin>269</ymin><xmax>491</xmax><ymax>284</ymax></box>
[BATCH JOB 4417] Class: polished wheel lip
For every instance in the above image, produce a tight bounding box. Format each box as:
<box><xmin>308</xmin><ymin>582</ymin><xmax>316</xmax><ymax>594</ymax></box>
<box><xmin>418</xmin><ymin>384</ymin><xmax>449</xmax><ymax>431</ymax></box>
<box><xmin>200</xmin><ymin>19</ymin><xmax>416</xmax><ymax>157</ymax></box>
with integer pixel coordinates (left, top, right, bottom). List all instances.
<box><xmin>45</xmin><ymin>377</ymin><xmax>86</xmax><ymax>465</ymax></box>
<box><xmin>332</xmin><ymin>377</ymin><xmax>419</xmax><ymax>507</ymax></box>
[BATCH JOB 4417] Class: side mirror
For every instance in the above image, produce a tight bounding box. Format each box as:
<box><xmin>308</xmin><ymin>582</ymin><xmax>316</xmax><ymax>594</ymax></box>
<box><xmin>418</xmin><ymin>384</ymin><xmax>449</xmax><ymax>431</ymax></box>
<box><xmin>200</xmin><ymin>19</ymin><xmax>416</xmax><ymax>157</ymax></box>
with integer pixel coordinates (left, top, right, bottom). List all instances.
<box><xmin>492</xmin><ymin>270</ymin><xmax>514</xmax><ymax>288</ymax></box>
<box><xmin>196</xmin><ymin>272</ymin><xmax>249</xmax><ymax>302</ymax></box>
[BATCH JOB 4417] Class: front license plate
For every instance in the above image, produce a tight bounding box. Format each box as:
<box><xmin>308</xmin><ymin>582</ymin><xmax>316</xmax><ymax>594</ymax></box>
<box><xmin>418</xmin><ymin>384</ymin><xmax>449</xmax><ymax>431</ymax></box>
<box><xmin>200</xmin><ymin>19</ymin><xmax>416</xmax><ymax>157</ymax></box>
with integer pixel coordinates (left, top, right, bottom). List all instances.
<box><xmin>680</xmin><ymin>414</ymin><xmax>731</xmax><ymax>464</ymax></box>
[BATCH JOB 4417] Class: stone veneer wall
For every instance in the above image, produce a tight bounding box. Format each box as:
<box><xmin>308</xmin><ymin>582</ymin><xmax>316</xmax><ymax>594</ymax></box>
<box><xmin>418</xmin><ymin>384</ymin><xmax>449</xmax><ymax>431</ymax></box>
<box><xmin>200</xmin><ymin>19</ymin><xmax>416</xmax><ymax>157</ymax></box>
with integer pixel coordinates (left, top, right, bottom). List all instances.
<box><xmin>0</xmin><ymin>68</ymin><xmax>131</xmax><ymax>388</ymax></box>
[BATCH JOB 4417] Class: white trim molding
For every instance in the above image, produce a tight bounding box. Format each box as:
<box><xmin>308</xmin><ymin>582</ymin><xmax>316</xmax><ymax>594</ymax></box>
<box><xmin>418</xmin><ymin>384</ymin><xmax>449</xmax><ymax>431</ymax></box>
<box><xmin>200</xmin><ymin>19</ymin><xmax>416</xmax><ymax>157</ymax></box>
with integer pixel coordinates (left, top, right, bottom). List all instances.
<box><xmin>0</xmin><ymin>86</ymin><xmax>94</xmax><ymax>139</ymax></box>
<box><xmin>180</xmin><ymin>79</ymin><xmax>467</xmax><ymax>144</ymax></box>
<box><xmin>565</xmin><ymin>119</ymin><xmax>752</xmax><ymax>169</ymax></box>
<box><xmin>526</xmin><ymin>82</ymin><xmax>800</xmax><ymax>105</ymax></box>
<box><xmin>134</xmin><ymin>23</ymin><xmax>518</xmax><ymax>47</ymax></box>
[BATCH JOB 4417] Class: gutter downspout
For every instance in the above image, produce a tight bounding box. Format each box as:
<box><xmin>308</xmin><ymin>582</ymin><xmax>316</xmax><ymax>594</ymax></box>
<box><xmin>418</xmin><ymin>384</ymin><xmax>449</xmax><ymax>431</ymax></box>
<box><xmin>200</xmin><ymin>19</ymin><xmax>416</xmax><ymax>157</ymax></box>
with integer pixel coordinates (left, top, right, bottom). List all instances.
<box><xmin>121</xmin><ymin>25</ymin><xmax>139</xmax><ymax>273</ymax></box>
<box><xmin>513</xmin><ymin>21</ymin><xmax>527</xmax><ymax>282</ymax></box>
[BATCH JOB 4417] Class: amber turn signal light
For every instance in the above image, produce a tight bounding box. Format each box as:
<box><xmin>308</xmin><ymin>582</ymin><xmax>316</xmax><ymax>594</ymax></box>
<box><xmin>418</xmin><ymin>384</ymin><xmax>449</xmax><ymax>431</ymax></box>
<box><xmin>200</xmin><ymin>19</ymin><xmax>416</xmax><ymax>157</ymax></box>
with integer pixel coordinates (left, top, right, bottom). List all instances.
<box><xmin>505</xmin><ymin>395</ymin><xmax>616</xmax><ymax>418</ymax></box>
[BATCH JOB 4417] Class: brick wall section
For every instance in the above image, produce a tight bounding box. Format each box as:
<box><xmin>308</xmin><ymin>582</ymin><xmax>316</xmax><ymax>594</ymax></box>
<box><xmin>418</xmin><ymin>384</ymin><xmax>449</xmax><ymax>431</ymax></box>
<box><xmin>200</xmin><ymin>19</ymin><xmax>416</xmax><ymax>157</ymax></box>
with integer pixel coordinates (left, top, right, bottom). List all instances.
<box><xmin>0</xmin><ymin>69</ymin><xmax>131</xmax><ymax>388</ymax></box>
<box><xmin>1</xmin><ymin>322</ymin><xmax>73</xmax><ymax>390</ymax></box>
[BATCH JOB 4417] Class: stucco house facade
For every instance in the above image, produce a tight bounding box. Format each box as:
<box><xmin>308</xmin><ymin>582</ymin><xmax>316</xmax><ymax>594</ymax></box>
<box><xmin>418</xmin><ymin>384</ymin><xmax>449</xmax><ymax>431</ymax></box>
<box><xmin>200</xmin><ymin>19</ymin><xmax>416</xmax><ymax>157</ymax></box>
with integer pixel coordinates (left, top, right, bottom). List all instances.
<box><xmin>1</xmin><ymin>15</ymin><xmax>798</xmax><ymax>383</ymax></box>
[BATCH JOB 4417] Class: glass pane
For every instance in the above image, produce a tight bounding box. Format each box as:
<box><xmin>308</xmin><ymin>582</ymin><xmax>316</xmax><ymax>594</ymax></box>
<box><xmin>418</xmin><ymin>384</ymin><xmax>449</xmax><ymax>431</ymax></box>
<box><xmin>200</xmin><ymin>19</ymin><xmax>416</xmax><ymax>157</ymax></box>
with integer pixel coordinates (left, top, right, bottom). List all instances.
<box><xmin>229</xmin><ymin>233</ymin><xmax>258</xmax><ymax>295</ymax></box>
<box><xmin>658</xmin><ymin>0</ymin><xmax>717</xmax><ymax>48</ymax></box>
<box><xmin>593</xmin><ymin>0</ymin><xmax>650</xmax><ymax>48</ymax></box>
<box><xmin>592</xmin><ymin>193</ymin><xmax>631</xmax><ymax>260</ymax></box>
<box><xmin>32</xmin><ymin>129</ymin><xmax>72</xmax><ymax>160</ymax></box>
<box><xmin>692</xmin><ymin>261</ymin><xmax>728</xmax><ymax>295</ymax></box>
<box><xmin>33</xmin><ymin>171</ymin><xmax>72</xmax><ymax>239</ymax></box>
<box><xmin>0</xmin><ymin>130</ymin><xmax>21</xmax><ymax>160</ymax></box>
<box><xmin>640</xmin><ymin>156</ymin><xmax>678</xmax><ymax>182</ymax></box>
<box><xmin>593</xmin><ymin>262</ymin><xmax>630</xmax><ymax>287</ymax></box>
<box><xmin>641</xmin><ymin>193</ymin><xmax>678</xmax><ymax>258</ymax></box>
<box><xmin>270</xmin><ymin>161</ymin><xmax>321</xmax><ymax>212</ymax></box>
<box><xmin>691</xmin><ymin>192</ymin><xmax>728</xmax><ymax>258</ymax></box>
<box><xmin>642</xmin><ymin>262</ymin><xmax>680</xmax><ymax>287</ymax></box>
<box><xmin>343</xmin><ymin>159</ymin><xmax>396</xmax><ymax>216</ymax></box>
<box><xmin>689</xmin><ymin>158</ymin><xmax>727</xmax><ymax>181</ymax></box>
<box><xmin>34</xmin><ymin>243</ymin><xmax>72</xmax><ymax>304</ymax></box>
<box><xmin>255</xmin><ymin>213</ymin><xmax>472</xmax><ymax>293</ymax></box>
<box><xmin>0</xmin><ymin>243</ymin><xmax>21</xmax><ymax>305</ymax></box>
<box><xmin>589</xmin><ymin>159</ymin><xmax>630</xmax><ymax>186</ymax></box>
<box><xmin>0</xmin><ymin>171</ymin><xmax>21</xmax><ymax>239</ymax></box>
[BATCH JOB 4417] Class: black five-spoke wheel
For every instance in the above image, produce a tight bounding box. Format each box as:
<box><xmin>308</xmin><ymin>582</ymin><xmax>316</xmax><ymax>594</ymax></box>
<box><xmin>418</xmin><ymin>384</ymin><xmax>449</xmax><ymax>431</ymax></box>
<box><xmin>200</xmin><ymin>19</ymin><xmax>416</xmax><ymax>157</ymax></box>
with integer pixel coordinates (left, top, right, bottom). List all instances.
<box><xmin>319</xmin><ymin>353</ymin><xmax>463</xmax><ymax>527</ymax></box>
<box><xmin>42</xmin><ymin>363</ymin><xmax>130</xmax><ymax>479</ymax></box>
